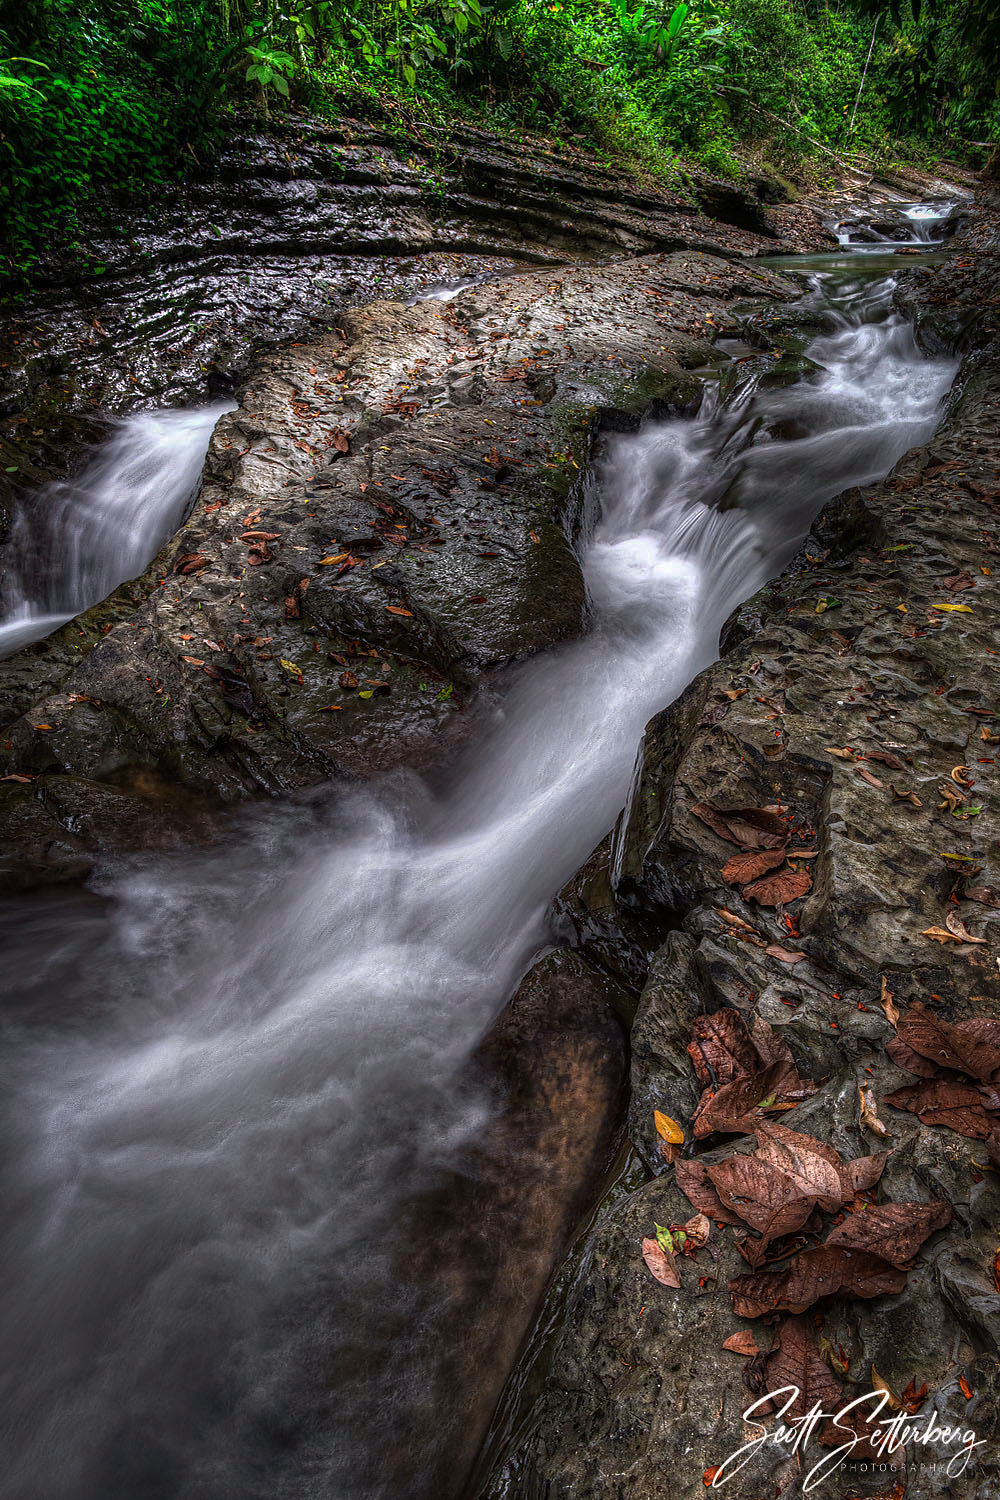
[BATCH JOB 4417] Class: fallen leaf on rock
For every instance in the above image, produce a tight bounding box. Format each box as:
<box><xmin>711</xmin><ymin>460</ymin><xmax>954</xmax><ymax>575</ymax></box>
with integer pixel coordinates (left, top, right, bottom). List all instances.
<box><xmin>708</xmin><ymin>1153</ymin><xmax>821</xmax><ymax>1248</ymax></box>
<box><xmin>889</xmin><ymin>783</ymin><xmax>922</xmax><ymax>807</ymax></box>
<box><xmin>880</xmin><ymin>976</ymin><xmax>900</xmax><ymax>1026</ymax></box>
<box><xmin>921</xmin><ymin>925</ymin><xmax>965</xmax><ymax>944</ymax></box>
<box><xmin>857</xmin><ymin>766</ymin><xmax>884</xmax><ymax>789</ymax></box>
<box><xmin>931</xmin><ymin>602</ymin><xmax>973</xmax><ymax>613</ymax></box>
<box><xmin>332</xmin><ymin>431</ymin><xmax>350</xmax><ymax>453</ymax></box>
<box><xmin>687</xmin><ymin>1009</ymin><xmax>761</xmax><ymax>1088</ymax></box>
<box><xmin>654</xmin><ymin>1110</ymin><xmax>684</xmax><ymax>1144</ymax></box>
<box><xmin>319</xmin><ymin>552</ymin><xmax>350</xmax><ymax>565</ymax></box>
<box><xmin>945</xmin><ymin>909</ymin><xmax>987</xmax><ymax>945</ymax></box>
<box><xmin>692</xmin><ymin>1060</ymin><xmax>815</xmax><ymax>1139</ymax></box>
<box><xmin>702</xmin><ymin>1468</ymin><xmax>721</xmax><ymax>1488</ymax></box>
<box><xmin>722</xmin><ymin>1330</ymin><xmax>760</xmax><ymax>1356</ymax></box>
<box><xmin>765</xmin><ymin>1316</ymin><xmax>842</xmax><ymax>1420</ymax></box>
<box><xmin>993</xmin><ymin>1248</ymin><xmax>1000</xmax><ymax>1295</ymax></box>
<box><xmin>182</xmin><ymin>656</ymin><xmax>205</xmax><ymax>666</ymax></box>
<box><xmin>743</xmin><ymin>868</ymin><xmax>812</xmax><ymax>906</ymax></box>
<box><xmin>765</xmin><ymin>945</ymin><xmax>806</xmax><ymax>964</ymax></box>
<box><xmin>959</xmin><ymin>1376</ymin><xmax>974</xmax><ymax>1400</ymax></box>
<box><xmin>691</xmin><ymin>802</ymin><xmax>788</xmax><ymax>850</ymax></box>
<box><xmin>825</xmin><ymin>1200</ymin><xmax>952</xmax><ymax>1265</ymax></box>
<box><xmin>385</xmin><ymin>606</ymin><xmax>414</xmax><ymax>617</ymax></box>
<box><xmin>901</xmin><ymin>1378</ymin><xmax>928</xmax><ymax>1413</ymax></box>
<box><xmin>839</xmin><ymin>1149</ymin><xmax>890</xmax><ymax>1197</ymax></box>
<box><xmin>682</xmin><ymin>1212</ymin><xmax>712</xmax><ymax>1246</ymax></box>
<box><xmin>966</xmin><ymin>886</ymin><xmax>1000</xmax><ymax>908</ymax></box>
<box><xmin>826</xmin><ymin>746</ymin><xmax>856</xmax><ymax>761</ymax></box>
<box><xmin>871</xmin><ymin>1366</ymin><xmax>902</xmax><ymax>1410</ymax></box>
<box><xmin>859</xmin><ymin>1085</ymin><xmax>889</xmax><ymax>1138</ymax></box>
<box><xmin>865</xmin><ymin>750</ymin><xmax>906</xmax><ymax>770</ymax></box>
<box><xmin>674</xmin><ymin>1159</ymin><xmax>744</xmax><ymax>1225</ymax></box>
<box><xmin>943</xmin><ymin>572</ymin><xmax>976</xmax><ymax>592</ymax></box>
<box><xmin>895</xmin><ymin>1005</ymin><xmax>1000</xmax><ymax>1081</ymax></box>
<box><xmin>173</xmin><ymin>552</ymin><xmax>210</xmax><ymax>575</ymax></box>
<box><xmin>884</xmin><ymin>1079</ymin><xmax>997</xmax><ymax>1139</ymax></box>
<box><xmin>642</xmin><ymin>1236</ymin><xmax>681</xmax><ymax>1288</ymax></box>
<box><xmin>721</xmin><ymin>847</ymin><xmax>787</xmax><ymax>886</ymax></box>
<box><xmin>729</xmin><ymin>1246</ymin><xmax>906</xmax><ymax>1318</ymax></box>
<box><xmin>753</xmin><ymin>1122</ymin><xmax>844</xmax><ymax>1211</ymax></box>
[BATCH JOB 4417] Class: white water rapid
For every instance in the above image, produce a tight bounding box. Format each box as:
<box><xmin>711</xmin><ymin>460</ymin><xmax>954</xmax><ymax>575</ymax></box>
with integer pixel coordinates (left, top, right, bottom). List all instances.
<box><xmin>0</xmin><ymin>261</ymin><xmax>958</xmax><ymax>1500</ymax></box>
<box><xmin>0</xmin><ymin>402</ymin><xmax>233</xmax><ymax>658</ymax></box>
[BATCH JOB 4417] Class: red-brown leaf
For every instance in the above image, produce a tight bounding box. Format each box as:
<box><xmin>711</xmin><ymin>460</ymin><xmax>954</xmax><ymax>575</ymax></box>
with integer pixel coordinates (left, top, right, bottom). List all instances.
<box><xmin>721</xmin><ymin>847</ymin><xmax>788</xmax><ymax>886</ymax></box>
<box><xmin>707</xmin><ymin>1154</ymin><xmax>819</xmax><ymax>1244</ymax></box>
<box><xmin>894</xmin><ymin>1005</ymin><xmax>1000</xmax><ymax>1082</ymax></box>
<box><xmin>765</xmin><ymin>1315</ymin><xmax>843</xmax><ymax>1421</ymax></box>
<box><xmin>884</xmin><ymin>1079</ymin><xmax>997</xmax><ymax>1139</ymax></box>
<box><xmin>674</xmin><ymin>1159</ymin><xmax>745</xmax><ymax>1225</ymax></box>
<box><xmin>691</xmin><ymin>801</ymin><xmax>789</xmax><ymax>850</ymax></box>
<box><xmin>742</xmin><ymin>868</ymin><xmax>813</xmax><ymax>907</ymax></box>
<box><xmin>641</xmin><ymin>1236</ymin><xmax>681</xmax><ymax>1288</ymax></box>
<box><xmin>824</xmin><ymin>1200</ymin><xmax>952</xmax><ymax>1265</ymax></box>
<box><xmin>730</xmin><ymin>1246</ymin><xmax>906</xmax><ymax>1318</ymax></box>
<box><xmin>723</xmin><ymin>1330</ymin><xmax>761</xmax><ymax>1356</ymax></box>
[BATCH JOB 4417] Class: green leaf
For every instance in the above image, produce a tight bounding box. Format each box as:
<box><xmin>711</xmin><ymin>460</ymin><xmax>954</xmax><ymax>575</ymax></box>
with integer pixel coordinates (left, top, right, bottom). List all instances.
<box><xmin>654</xmin><ymin>1222</ymin><xmax>675</xmax><ymax>1254</ymax></box>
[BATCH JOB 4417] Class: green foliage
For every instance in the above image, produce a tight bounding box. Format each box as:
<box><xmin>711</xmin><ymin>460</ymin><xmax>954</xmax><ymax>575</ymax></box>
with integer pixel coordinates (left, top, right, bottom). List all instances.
<box><xmin>2</xmin><ymin>0</ymin><xmax>998</xmax><ymax>284</ymax></box>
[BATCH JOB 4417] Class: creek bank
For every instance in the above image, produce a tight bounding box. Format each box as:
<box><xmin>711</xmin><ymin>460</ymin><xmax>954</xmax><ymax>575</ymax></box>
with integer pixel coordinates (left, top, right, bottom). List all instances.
<box><xmin>0</xmin><ymin>248</ymin><xmax>808</xmax><ymax>891</ymax></box>
<box><xmin>0</xmin><ymin>109</ymin><xmax>835</xmax><ymax>506</ymax></box>
<box><xmin>482</xmin><ymin>197</ymin><xmax>1000</xmax><ymax>1500</ymax></box>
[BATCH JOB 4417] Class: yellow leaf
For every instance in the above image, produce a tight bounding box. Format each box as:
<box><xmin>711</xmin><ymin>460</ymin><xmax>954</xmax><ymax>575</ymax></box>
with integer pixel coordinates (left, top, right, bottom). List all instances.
<box><xmin>319</xmin><ymin>552</ymin><xmax>349</xmax><ymax>565</ymax></box>
<box><xmin>654</xmin><ymin>1110</ymin><xmax>684</xmax><ymax>1144</ymax></box>
<box><xmin>279</xmin><ymin>659</ymin><xmax>303</xmax><ymax>677</ymax></box>
<box><xmin>931</xmin><ymin>603</ymin><xmax>973</xmax><ymax>613</ymax></box>
<box><xmin>921</xmin><ymin>926</ymin><xmax>964</xmax><ymax>944</ymax></box>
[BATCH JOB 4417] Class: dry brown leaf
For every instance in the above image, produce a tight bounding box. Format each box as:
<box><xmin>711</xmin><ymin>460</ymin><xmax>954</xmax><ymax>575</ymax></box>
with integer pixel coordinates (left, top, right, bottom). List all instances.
<box><xmin>871</xmin><ymin>1367</ymin><xmax>903</xmax><ymax>1411</ymax></box>
<box><xmin>825</xmin><ymin>1199</ymin><xmax>952</xmax><ymax>1266</ymax></box>
<box><xmin>765</xmin><ymin>944</ymin><xmax>806</xmax><ymax>964</ymax></box>
<box><xmin>880</xmin><ymin>976</ymin><xmax>900</xmax><ymax>1026</ymax></box>
<box><xmin>895</xmin><ymin>1005</ymin><xmax>1000</xmax><ymax>1081</ymax></box>
<box><xmin>641</xmin><ymin>1236</ymin><xmax>681</xmax><ymax>1288</ymax></box>
<box><xmin>674</xmin><ymin>1159</ymin><xmax>745</xmax><ymax>1225</ymax></box>
<box><xmin>691</xmin><ymin>802</ymin><xmax>789</xmax><ymax>850</ymax></box>
<box><xmin>859</xmin><ymin>1084</ymin><xmax>889</xmax><ymax>1138</ymax></box>
<box><xmin>721</xmin><ymin>847</ymin><xmax>787</xmax><ymax>886</ymax></box>
<box><xmin>945</xmin><ymin>909</ymin><xmax>987</xmax><ymax>945</ymax></box>
<box><xmin>884</xmin><ymin>1079</ymin><xmax>997</xmax><ymax>1139</ymax></box>
<box><xmin>742</xmin><ymin>868</ymin><xmax>812</xmax><ymax>907</ymax></box>
<box><xmin>729</xmin><ymin>1246</ymin><xmax>906</xmax><ymax>1318</ymax></box>
<box><xmin>722</xmin><ymin>1330</ymin><xmax>760</xmax><ymax>1356</ymax></box>
<box><xmin>921</xmin><ymin>925</ymin><xmax>965</xmax><ymax>944</ymax></box>
<box><xmin>765</xmin><ymin>1316</ymin><xmax>843</xmax><ymax>1421</ymax></box>
<box><xmin>681</xmin><ymin>1212</ymin><xmax>712</xmax><ymax>1246</ymax></box>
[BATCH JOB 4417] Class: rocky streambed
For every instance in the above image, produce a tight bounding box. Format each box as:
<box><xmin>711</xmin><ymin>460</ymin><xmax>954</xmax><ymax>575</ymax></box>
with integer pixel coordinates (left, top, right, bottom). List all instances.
<box><xmin>0</xmin><ymin>125</ymin><xmax>995</xmax><ymax>1500</ymax></box>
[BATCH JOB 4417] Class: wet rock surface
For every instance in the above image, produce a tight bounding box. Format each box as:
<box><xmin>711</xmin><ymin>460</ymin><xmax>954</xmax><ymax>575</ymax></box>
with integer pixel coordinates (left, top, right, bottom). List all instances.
<box><xmin>0</xmin><ymin>250</ymin><xmax>799</xmax><ymax>889</ymax></box>
<box><xmin>483</xmin><ymin>194</ymin><xmax>1000</xmax><ymax>1500</ymax></box>
<box><xmin>0</xmin><ymin>110</ymin><xmax>834</xmax><ymax>501</ymax></box>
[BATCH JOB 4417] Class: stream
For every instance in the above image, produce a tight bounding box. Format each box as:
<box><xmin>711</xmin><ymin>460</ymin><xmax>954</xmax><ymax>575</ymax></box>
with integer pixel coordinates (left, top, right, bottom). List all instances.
<box><xmin>0</xmin><ymin>227</ymin><xmax>960</xmax><ymax>1499</ymax></box>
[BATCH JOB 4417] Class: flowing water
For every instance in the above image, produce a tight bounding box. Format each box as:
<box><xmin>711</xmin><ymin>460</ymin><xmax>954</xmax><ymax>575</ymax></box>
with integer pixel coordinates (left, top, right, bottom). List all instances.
<box><xmin>0</xmin><ymin>251</ymin><xmax>959</xmax><ymax>1499</ymax></box>
<box><xmin>0</xmin><ymin>402</ymin><xmax>233</xmax><ymax>659</ymax></box>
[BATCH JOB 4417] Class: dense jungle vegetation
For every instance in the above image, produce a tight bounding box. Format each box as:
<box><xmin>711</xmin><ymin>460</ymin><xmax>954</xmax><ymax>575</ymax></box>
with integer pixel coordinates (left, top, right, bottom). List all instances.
<box><xmin>1</xmin><ymin>0</ymin><xmax>998</xmax><ymax>279</ymax></box>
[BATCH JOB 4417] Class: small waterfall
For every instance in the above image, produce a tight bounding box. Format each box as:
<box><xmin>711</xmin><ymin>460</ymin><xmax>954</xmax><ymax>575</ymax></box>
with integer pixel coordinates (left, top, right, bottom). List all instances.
<box><xmin>0</xmin><ymin>403</ymin><xmax>233</xmax><ymax>658</ymax></box>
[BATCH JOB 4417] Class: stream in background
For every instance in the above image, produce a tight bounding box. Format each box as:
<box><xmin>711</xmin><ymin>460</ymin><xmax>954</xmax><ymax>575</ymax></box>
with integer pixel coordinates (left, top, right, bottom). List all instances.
<box><xmin>0</xmin><ymin>220</ymin><xmax>960</xmax><ymax>1498</ymax></box>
